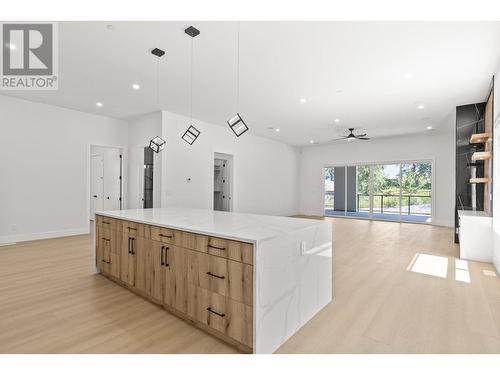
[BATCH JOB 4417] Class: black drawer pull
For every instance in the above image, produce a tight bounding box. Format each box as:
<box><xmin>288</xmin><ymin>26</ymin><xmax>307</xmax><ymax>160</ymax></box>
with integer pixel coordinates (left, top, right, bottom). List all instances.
<box><xmin>103</xmin><ymin>221</ymin><xmax>111</xmax><ymax>224</ymax></box>
<box><xmin>102</xmin><ymin>238</ymin><xmax>111</xmax><ymax>242</ymax></box>
<box><xmin>127</xmin><ymin>226</ymin><xmax>137</xmax><ymax>231</ymax></box>
<box><xmin>102</xmin><ymin>259</ymin><xmax>111</xmax><ymax>264</ymax></box>
<box><xmin>206</xmin><ymin>271</ymin><xmax>225</xmax><ymax>279</ymax></box>
<box><xmin>159</xmin><ymin>233</ymin><xmax>173</xmax><ymax>238</ymax></box>
<box><xmin>207</xmin><ymin>244</ymin><xmax>226</xmax><ymax>251</ymax></box>
<box><xmin>206</xmin><ymin>307</ymin><xmax>225</xmax><ymax>317</ymax></box>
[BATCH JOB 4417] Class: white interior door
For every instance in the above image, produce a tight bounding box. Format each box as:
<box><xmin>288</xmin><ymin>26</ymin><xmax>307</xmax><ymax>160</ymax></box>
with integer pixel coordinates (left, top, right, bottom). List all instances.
<box><xmin>91</xmin><ymin>154</ymin><xmax>104</xmax><ymax>216</ymax></box>
<box><xmin>103</xmin><ymin>148</ymin><xmax>121</xmax><ymax>211</ymax></box>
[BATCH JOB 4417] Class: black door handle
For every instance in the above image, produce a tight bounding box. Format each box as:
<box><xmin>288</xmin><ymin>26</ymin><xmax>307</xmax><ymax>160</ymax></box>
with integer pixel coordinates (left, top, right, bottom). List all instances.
<box><xmin>131</xmin><ymin>238</ymin><xmax>136</xmax><ymax>255</ymax></box>
<box><xmin>206</xmin><ymin>307</ymin><xmax>225</xmax><ymax>317</ymax></box>
<box><xmin>106</xmin><ymin>196</ymin><xmax>110</xmax><ymax>199</ymax></box>
<box><xmin>128</xmin><ymin>237</ymin><xmax>132</xmax><ymax>254</ymax></box>
<box><xmin>164</xmin><ymin>247</ymin><xmax>169</xmax><ymax>267</ymax></box>
<box><xmin>160</xmin><ymin>246</ymin><xmax>165</xmax><ymax>266</ymax></box>
<box><xmin>206</xmin><ymin>271</ymin><xmax>225</xmax><ymax>279</ymax></box>
<box><xmin>93</xmin><ymin>195</ymin><xmax>98</xmax><ymax>198</ymax></box>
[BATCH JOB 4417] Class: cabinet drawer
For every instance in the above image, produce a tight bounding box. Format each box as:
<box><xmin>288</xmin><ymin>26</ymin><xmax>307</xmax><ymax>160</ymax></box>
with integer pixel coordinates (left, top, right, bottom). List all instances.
<box><xmin>121</xmin><ymin>220</ymin><xmax>149</xmax><ymax>238</ymax></box>
<box><xmin>183</xmin><ymin>233</ymin><xmax>253</xmax><ymax>265</ymax></box>
<box><xmin>98</xmin><ymin>228</ymin><xmax>120</xmax><ymax>254</ymax></box>
<box><xmin>96</xmin><ymin>215</ymin><xmax>117</xmax><ymax>230</ymax></box>
<box><xmin>187</xmin><ymin>250</ymin><xmax>253</xmax><ymax>306</ymax></box>
<box><xmin>187</xmin><ymin>286</ymin><xmax>253</xmax><ymax>348</ymax></box>
<box><xmin>151</xmin><ymin>226</ymin><xmax>179</xmax><ymax>245</ymax></box>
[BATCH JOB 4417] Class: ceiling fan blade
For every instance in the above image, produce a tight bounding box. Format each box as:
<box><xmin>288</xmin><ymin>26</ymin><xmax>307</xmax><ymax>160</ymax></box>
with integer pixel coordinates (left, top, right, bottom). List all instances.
<box><xmin>331</xmin><ymin>137</ymin><xmax>347</xmax><ymax>141</ymax></box>
<box><xmin>357</xmin><ymin>137</ymin><xmax>370</xmax><ymax>140</ymax></box>
<box><xmin>355</xmin><ymin>133</ymin><xmax>367</xmax><ymax>137</ymax></box>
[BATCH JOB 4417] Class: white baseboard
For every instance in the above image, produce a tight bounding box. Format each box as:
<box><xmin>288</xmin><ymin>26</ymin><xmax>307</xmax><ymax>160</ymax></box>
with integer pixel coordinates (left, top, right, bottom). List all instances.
<box><xmin>0</xmin><ymin>227</ymin><xmax>90</xmax><ymax>244</ymax></box>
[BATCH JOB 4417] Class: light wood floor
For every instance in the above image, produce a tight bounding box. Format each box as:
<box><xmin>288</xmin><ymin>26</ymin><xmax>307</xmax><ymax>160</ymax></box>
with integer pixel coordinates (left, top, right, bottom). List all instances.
<box><xmin>1</xmin><ymin>217</ymin><xmax>500</xmax><ymax>353</ymax></box>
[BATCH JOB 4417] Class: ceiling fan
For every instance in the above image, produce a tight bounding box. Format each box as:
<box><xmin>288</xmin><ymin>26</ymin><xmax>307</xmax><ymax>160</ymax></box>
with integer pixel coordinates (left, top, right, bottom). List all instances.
<box><xmin>333</xmin><ymin>128</ymin><xmax>370</xmax><ymax>142</ymax></box>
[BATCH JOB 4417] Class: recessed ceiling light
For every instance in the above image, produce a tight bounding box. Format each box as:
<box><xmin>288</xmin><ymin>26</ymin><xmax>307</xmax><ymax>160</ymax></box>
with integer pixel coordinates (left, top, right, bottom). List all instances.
<box><xmin>132</xmin><ymin>83</ymin><xmax>140</xmax><ymax>90</ymax></box>
<box><xmin>417</xmin><ymin>104</ymin><xmax>425</xmax><ymax>110</ymax></box>
<box><xmin>334</xmin><ymin>118</ymin><xmax>340</xmax><ymax>123</ymax></box>
<box><xmin>426</xmin><ymin>126</ymin><xmax>433</xmax><ymax>130</ymax></box>
<box><xmin>300</xmin><ymin>98</ymin><xmax>307</xmax><ymax>104</ymax></box>
<box><xmin>96</xmin><ymin>102</ymin><xmax>103</xmax><ymax>107</ymax></box>
<box><xmin>275</xmin><ymin>128</ymin><xmax>280</xmax><ymax>132</ymax></box>
<box><xmin>404</xmin><ymin>72</ymin><xmax>414</xmax><ymax>79</ymax></box>
<box><xmin>309</xmin><ymin>140</ymin><xmax>315</xmax><ymax>144</ymax></box>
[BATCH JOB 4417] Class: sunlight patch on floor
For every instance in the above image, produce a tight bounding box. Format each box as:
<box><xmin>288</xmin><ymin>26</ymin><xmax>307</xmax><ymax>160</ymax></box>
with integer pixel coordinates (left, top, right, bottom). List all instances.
<box><xmin>483</xmin><ymin>269</ymin><xmax>497</xmax><ymax>277</ymax></box>
<box><xmin>407</xmin><ymin>253</ymin><xmax>448</xmax><ymax>278</ymax></box>
<box><xmin>455</xmin><ymin>258</ymin><xmax>470</xmax><ymax>283</ymax></box>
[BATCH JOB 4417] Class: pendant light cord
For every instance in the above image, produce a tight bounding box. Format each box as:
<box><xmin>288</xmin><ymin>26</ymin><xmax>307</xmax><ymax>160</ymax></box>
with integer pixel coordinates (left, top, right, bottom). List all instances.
<box><xmin>156</xmin><ymin>58</ymin><xmax>160</xmax><ymax>106</ymax></box>
<box><xmin>190</xmin><ymin>35</ymin><xmax>194</xmax><ymax>124</ymax></box>
<box><xmin>237</xmin><ymin>21</ymin><xmax>240</xmax><ymax>112</ymax></box>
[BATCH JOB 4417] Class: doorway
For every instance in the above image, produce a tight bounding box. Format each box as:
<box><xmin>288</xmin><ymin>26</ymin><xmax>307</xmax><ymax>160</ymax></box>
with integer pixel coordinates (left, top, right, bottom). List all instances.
<box><xmin>213</xmin><ymin>152</ymin><xmax>233</xmax><ymax>212</ymax></box>
<box><xmin>323</xmin><ymin>160</ymin><xmax>433</xmax><ymax>224</ymax></box>
<box><xmin>143</xmin><ymin>146</ymin><xmax>154</xmax><ymax>209</ymax></box>
<box><xmin>89</xmin><ymin>146</ymin><xmax>123</xmax><ymax>219</ymax></box>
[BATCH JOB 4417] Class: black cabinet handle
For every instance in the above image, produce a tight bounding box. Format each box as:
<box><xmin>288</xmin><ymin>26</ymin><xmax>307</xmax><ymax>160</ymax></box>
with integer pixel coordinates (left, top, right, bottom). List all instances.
<box><xmin>206</xmin><ymin>271</ymin><xmax>225</xmax><ymax>279</ymax></box>
<box><xmin>160</xmin><ymin>246</ymin><xmax>165</xmax><ymax>266</ymax></box>
<box><xmin>102</xmin><ymin>238</ymin><xmax>110</xmax><ymax>242</ymax></box>
<box><xmin>159</xmin><ymin>233</ymin><xmax>173</xmax><ymax>238</ymax></box>
<box><xmin>131</xmin><ymin>238</ymin><xmax>136</xmax><ymax>255</ymax></box>
<box><xmin>102</xmin><ymin>259</ymin><xmax>111</xmax><ymax>264</ymax></box>
<box><xmin>127</xmin><ymin>226</ymin><xmax>137</xmax><ymax>231</ymax></box>
<box><xmin>93</xmin><ymin>195</ymin><xmax>98</xmax><ymax>198</ymax></box>
<box><xmin>164</xmin><ymin>247</ymin><xmax>169</xmax><ymax>267</ymax></box>
<box><xmin>103</xmin><ymin>221</ymin><xmax>110</xmax><ymax>224</ymax></box>
<box><xmin>206</xmin><ymin>307</ymin><xmax>225</xmax><ymax>317</ymax></box>
<box><xmin>207</xmin><ymin>244</ymin><xmax>226</xmax><ymax>251</ymax></box>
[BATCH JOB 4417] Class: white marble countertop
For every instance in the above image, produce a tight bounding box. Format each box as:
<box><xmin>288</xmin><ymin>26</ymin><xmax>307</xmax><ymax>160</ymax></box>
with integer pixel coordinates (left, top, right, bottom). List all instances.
<box><xmin>95</xmin><ymin>208</ymin><xmax>327</xmax><ymax>243</ymax></box>
<box><xmin>458</xmin><ymin>210</ymin><xmax>492</xmax><ymax>218</ymax></box>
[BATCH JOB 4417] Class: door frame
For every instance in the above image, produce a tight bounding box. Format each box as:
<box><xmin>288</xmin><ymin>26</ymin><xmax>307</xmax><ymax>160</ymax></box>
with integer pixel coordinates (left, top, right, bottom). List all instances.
<box><xmin>321</xmin><ymin>158</ymin><xmax>435</xmax><ymax>224</ymax></box>
<box><xmin>86</xmin><ymin>143</ymin><xmax>125</xmax><ymax>225</ymax></box>
<box><xmin>211</xmin><ymin>151</ymin><xmax>234</xmax><ymax>212</ymax></box>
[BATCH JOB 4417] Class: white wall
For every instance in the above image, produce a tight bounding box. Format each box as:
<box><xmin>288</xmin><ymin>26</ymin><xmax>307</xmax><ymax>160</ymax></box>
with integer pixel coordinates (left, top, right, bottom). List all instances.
<box><xmin>0</xmin><ymin>95</ymin><xmax>128</xmax><ymax>243</ymax></box>
<box><xmin>127</xmin><ymin>111</ymin><xmax>163</xmax><ymax>209</ymax></box>
<box><xmin>161</xmin><ymin>111</ymin><xmax>300</xmax><ymax>216</ymax></box>
<box><xmin>298</xmin><ymin>129</ymin><xmax>455</xmax><ymax>227</ymax></box>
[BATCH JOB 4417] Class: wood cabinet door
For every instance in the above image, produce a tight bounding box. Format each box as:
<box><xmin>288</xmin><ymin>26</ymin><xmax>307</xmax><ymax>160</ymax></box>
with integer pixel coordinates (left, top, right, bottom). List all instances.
<box><xmin>120</xmin><ymin>232</ymin><xmax>136</xmax><ymax>287</ymax></box>
<box><xmin>162</xmin><ymin>245</ymin><xmax>175</xmax><ymax>307</ymax></box>
<box><xmin>134</xmin><ymin>236</ymin><xmax>147</xmax><ymax>293</ymax></box>
<box><xmin>170</xmin><ymin>246</ymin><xmax>188</xmax><ymax>313</ymax></box>
<box><xmin>144</xmin><ymin>240</ymin><xmax>164</xmax><ymax>302</ymax></box>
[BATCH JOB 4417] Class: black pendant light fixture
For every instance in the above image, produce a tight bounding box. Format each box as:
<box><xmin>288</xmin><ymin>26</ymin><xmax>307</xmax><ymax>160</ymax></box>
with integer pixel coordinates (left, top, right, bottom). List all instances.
<box><xmin>182</xmin><ymin>25</ymin><xmax>201</xmax><ymax>145</ymax></box>
<box><xmin>149</xmin><ymin>136</ymin><xmax>166</xmax><ymax>153</ymax></box>
<box><xmin>149</xmin><ymin>47</ymin><xmax>166</xmax><ymax>153</ymax></box>
<box><xmin>227</xmin><ymin>22</ymin><xmax>249</xmax><ymax>137</ymax></box>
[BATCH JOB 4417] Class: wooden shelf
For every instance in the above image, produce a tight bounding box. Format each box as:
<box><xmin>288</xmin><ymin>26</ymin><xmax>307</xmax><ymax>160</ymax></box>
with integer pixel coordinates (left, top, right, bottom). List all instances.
<box><xmin>470</xmin><ymin>133</ymin><xmax>491</xmax><ymax>144</ymax></box>
<box><xmin>471</xmin><ymin>151</ymin><xmax>491</xmax><ymax>161</ymax></box>
<box><xmin>469</xmin><ymin>177</ymin><xmax>490</xmax><ymax>184</ymax></box>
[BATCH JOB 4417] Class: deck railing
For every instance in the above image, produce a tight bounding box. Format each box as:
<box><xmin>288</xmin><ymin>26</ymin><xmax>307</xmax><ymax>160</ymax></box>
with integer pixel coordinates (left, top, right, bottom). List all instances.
<box><xmin>324</xmin><ymin>192</ymin><xmax>431</xmax><ymax>216</ymax></box>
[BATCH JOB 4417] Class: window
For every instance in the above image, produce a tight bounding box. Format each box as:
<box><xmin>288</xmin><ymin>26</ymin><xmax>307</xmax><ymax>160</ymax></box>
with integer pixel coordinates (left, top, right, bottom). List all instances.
<box><xmin>323</xmin><ymin>160</ymin><xmax>432</xmax><ymax>223</ymax></box>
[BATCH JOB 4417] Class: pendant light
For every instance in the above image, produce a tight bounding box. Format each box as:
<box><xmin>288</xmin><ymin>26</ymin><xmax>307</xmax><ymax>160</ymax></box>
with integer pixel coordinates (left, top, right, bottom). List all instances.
<box><xmin>182</xmin><ymin>26</ymin><xmax>201</xmax><ymax>145</ymax></box>
<box><xmin>227</xmin><ymin>22</ymin><xmax>249</xmax><ymax>137</ymax></box>
<box><xmin>149</xmin><ymin>47</ymin><xmax>166</xmax><ymax>153</ymax></box>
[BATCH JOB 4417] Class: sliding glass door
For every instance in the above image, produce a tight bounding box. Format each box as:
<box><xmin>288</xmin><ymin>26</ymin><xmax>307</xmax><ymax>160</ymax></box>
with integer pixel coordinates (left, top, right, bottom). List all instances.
<box><xmin>323</xmin><ymin>160</ymin><xmax>432</xmax><ymax>223</ymax></box>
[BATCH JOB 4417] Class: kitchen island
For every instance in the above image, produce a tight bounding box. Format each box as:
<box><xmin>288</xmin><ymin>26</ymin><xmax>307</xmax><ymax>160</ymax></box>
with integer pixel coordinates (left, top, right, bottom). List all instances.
<box><xmin>93</xmin><ymin>208</ymin><xmax>332</xmax><ymax>354</ymax></box>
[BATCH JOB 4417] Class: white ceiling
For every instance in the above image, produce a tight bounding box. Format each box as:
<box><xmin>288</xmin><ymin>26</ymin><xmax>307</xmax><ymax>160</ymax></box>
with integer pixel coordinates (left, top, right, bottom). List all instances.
<box><xmin>4</xmin><ymin>21</ymin><xmax>500</xmax><ymax>145</ymax></box>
